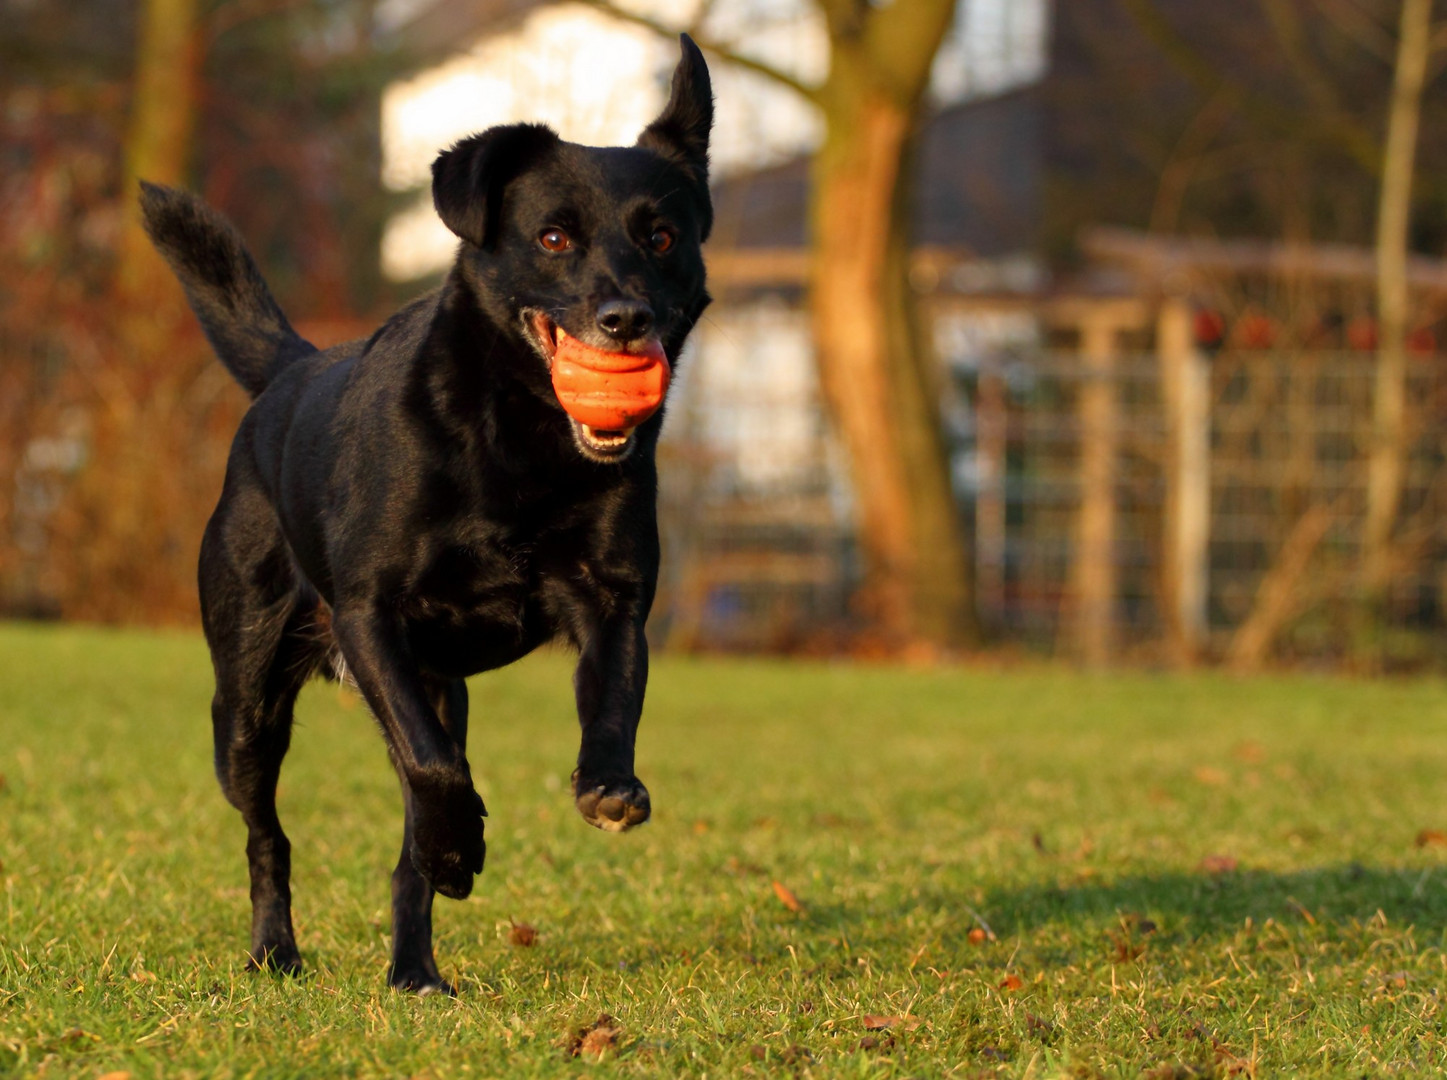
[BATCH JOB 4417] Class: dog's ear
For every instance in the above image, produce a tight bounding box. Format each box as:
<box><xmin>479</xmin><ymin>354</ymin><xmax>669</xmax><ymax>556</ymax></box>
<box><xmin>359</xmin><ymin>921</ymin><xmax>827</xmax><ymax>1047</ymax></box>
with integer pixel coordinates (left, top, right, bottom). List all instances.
<box><xmin>432</xmin><ymin>123</ymin><xmax>559</xmax><ymax>249</ymax></box>
<box><xmin>638</xmin><ymin>34</ymin><xmax>713</xmax><ymax>187</ymax></box>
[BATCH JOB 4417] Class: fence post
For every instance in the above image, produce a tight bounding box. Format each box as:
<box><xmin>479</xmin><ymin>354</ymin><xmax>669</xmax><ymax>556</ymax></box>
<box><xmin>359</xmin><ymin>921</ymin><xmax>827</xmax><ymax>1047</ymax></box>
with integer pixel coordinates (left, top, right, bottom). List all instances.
<box><xmin>1158</xmin><ymin>299</ymin><xmax>1210</xmax><ymax>662</ymax></box>
<box><xmin>975</xmin><ymin>359</ymin><xmax>1007</xmax><ymax>628</ymax></box>
<box><xmin>1072</xmin><ymin>312</ymin><xmax>1118</xmax><ymax>665</ymax></box>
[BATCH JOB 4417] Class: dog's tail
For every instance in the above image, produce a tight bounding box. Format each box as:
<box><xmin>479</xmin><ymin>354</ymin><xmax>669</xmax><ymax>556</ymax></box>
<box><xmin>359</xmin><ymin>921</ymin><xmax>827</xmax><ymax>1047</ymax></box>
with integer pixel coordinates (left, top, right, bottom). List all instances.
<box><xmin>139</xmin><ymin>182</ymin><xmax>315</xmax><ymax>398</ymax></box>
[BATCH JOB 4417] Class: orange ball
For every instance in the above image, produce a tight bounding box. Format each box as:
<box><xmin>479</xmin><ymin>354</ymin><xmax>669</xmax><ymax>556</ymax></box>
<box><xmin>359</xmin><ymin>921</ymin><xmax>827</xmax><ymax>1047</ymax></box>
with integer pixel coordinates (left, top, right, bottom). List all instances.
<box><xmin>551</xmin><ymin>331</ymin><xmax>670</xmax><ymax>431</ymax></box>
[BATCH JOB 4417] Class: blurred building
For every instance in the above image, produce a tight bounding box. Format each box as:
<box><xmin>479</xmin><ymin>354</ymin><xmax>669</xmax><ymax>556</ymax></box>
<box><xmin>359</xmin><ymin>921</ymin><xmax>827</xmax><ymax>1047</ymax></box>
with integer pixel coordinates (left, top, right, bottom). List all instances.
<box><xmin>370</xmin><ymin>0</ymin><xmax>1447</xmax><ymax>667</ymax></box>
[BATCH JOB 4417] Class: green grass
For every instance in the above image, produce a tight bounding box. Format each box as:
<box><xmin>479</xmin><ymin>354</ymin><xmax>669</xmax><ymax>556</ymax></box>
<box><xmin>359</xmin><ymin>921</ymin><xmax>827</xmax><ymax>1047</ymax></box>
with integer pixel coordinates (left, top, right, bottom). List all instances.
<box><xmin>4</xmin><ymin>623</ymin><xmax>1447</xmax><ymax>1078</ymax></box>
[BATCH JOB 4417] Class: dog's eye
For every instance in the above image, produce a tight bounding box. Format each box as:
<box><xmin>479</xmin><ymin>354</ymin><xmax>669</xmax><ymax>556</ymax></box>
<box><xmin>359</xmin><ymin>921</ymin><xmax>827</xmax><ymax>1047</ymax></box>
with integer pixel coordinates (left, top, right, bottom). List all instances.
<box><xmin>648</xmin><ymin>228</ymin><xmax>675</xmax><ymax>254</ymax></box>
<box><xmin>538</xmin><ymin>228</ymin><xmax>572</xmax><ymax>253</ymax></box>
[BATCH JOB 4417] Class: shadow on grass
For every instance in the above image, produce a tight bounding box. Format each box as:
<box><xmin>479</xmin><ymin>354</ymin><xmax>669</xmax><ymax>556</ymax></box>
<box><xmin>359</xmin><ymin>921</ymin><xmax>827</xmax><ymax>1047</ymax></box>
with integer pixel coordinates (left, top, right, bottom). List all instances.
<box><xmin>750</xmin><ymin>862</ymin><xmax>1447</xmax><ymax>967</ymax></box>
<box><xmin>976</xmin><ymin>862</ymin><xmax>1447</xmax><ymax>943</ymax></box>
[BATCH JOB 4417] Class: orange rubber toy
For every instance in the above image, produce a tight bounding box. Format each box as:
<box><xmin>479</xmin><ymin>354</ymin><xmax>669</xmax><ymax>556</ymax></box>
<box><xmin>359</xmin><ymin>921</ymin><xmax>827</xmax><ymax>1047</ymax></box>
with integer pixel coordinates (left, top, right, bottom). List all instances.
<box><xmin>550</xmin><ymin>329</ymin><xmax>671</xmax><ymax>431</ymax></box>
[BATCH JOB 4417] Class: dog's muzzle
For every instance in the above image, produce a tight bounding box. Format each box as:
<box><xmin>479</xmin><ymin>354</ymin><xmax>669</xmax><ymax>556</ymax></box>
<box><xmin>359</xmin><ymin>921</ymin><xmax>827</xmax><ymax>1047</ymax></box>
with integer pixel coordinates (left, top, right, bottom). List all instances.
<box><xmin>525</xmin><ymin>312</ymin><xmax>669</xmax><ymax>463</ymax></box>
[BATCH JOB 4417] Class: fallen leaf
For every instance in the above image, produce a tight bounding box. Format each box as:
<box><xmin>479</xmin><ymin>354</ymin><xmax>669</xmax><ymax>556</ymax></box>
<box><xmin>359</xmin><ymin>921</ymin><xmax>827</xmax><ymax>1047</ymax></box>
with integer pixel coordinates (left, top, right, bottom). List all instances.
<box><xmin>562</xmin><ymin>1014</ymin><xmax>623</xmax><ymax>1061</ymax></box>
<box><xmin>726</xmin><ymin>856</ymin><xmax>766</xmax><ymax>876</ymax></box>
<box><xmin>780</xmin><ymin>1044</ymin><xmax>813</xmax><ymax>1067</ymax></box>
<box><xmin>508</xmin><ymin>919</ymin><xmax>537</xmax><ymax>947</ymax></box>
<box><xmin>857</xmin><ymin>1034</ymin><xmax>894</xmax><ymax>1052</ymax></box>
<box><xmin>1193</xmin><ymin>765</ymin><xmax>1228</xmax><ymax>786</ymax></box>
<box><xmin>772</xmin><ymin>880</ymin><xmax>804</xmax><ymax>913</ymax></box>
<box><xmin>860</xmin><ymin>1014</ymin><xmax>921</xmax><ymax>1031</ymax></box>
<box><xmin>691</xmin><ymin>819</ymin><xmax>710</xmax><ymax>834</ymax></box>
<box><xmin>967</xmin><ymin>927</ymin><xmax>988</xmax><ymax>946</ymax></box>
<box><xmin>1025</xmin><ymin>1011</ymin><xmax>1056</xmax><ymax>1039</ymax></box>
<box><xmin>1109</xmin><ymin>932</ymin><xmax>1146</xmax><ymax>962</ymax></box>
<box><xmin>1382</xmin><ymin>971</ymin><xmax>1409</xmax><ymax>990</ymax></box>
<box><xmin>1231</xmin><ymin>740</ymin><xmax>1265</xmax><ymax>764</ymax></box>
<box><xmin>1199</xmin><ymin>854</ymin><xmax>1238</xmax><ymax>874</ymax></box>
<box><xmin>998</xmin><ymin>973</ymin><xmax>1024</xmax><ymax>991</ymax></box>
<box><xmin>1415</xmin><ymin>828</ymin><xmax>1447</xmax><ymax>848</ymax></box>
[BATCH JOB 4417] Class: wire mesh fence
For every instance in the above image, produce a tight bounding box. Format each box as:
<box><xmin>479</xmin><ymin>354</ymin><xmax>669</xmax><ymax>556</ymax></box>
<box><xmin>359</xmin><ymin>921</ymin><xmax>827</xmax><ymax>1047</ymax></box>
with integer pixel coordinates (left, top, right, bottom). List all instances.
<box><xmin>655</xmin><ymin>316</ymin><xmax>1447</xmax><ymax>666</ymax></box>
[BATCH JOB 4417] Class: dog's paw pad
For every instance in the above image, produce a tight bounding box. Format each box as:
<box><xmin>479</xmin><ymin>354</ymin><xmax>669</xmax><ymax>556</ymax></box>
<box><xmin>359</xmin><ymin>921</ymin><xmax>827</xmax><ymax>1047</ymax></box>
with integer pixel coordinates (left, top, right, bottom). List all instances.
<box><xmin>574</xmin><ymin>776</ymin><xmax>651</xmax><ymax>832</ymax></box>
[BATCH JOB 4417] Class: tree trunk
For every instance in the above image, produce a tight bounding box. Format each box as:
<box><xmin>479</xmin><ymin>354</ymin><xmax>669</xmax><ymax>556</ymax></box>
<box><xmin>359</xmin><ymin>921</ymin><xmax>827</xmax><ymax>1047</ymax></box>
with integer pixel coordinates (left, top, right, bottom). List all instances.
<box><xmin>809</xmin><ymin>82</ymin><xmax>974</xmax><ymax>647</ymax></box>
<box><xmin>1363</xmin><ymin>0</ymin><xmax>1432</xmax><ymax>609</ymax></box>
<box><xmin>60</xmin><ymin>0</ymin><xmax>208</xmax><ymax>623</ymax></box>
<box><xmin>117</xmin><ymin>0</ymin><xmax>200</xmax><ymax>316</ymax></box>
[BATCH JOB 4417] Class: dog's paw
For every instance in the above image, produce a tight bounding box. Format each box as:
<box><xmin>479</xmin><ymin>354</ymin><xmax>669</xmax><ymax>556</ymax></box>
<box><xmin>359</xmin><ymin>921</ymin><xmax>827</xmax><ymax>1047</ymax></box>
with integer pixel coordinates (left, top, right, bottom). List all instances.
<box><xmin>246</xmin><ymin>940</ymin><xmax>303</xmax><ymax>976</ymax></box>
<box><xmin>389</xmin><ymin>964</ymin><xmax>457</xmax><ymax>997</ymax></box>
<box><xmin>573</xmin><ymin>770</ymin><xmax>651</xmax><ymax>832</ymax></box>
<box><xmin>410</xmin><ymin>780</ymin><xmax>486</xmax><ymax>900</ymax></box>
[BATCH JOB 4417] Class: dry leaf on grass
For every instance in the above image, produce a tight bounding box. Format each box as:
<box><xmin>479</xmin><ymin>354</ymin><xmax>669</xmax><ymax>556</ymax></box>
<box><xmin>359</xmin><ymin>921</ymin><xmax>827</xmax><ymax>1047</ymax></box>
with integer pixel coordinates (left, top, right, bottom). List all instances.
<box><xmin>772</xmin><ymin>880</ymin><xmax>804</xmax><ymax>913</ymax></box>
<box><xmin>1025</xmin><ymin>1011</ymin><xmax>1057</xmax><ymax>1039</ymax></box>
<box><xmin>1415</xmin><ymin>828</ymin><xmax>1447</xmax><ymax>848</ymax></box>
<box><xmin>861</xmin><ymin>1014</ymin><xmax>921</xmax><ymax>1031</ymax></box>
<box><xmin>998</xmin><ymin>973</ymin><xmax>1025</xmax><ymax>991</ymax></box>
<box><xmin>561</xmin><ymin>1014</ymin><xmax>624</xmax><ymax>1061</ymax></box>
<box><xmin>1199</xmin><ymin>854</ymin><xmax>1239</xmax><ymax>874</ymax></box>
<box><xmin>1192</xmin><ymin>765</ymin><xmax>1228</xmax><ymax>786</ymax></box>
<box><xmin>508</xmin><ymin>919</ymin><xmax>537</xmax><ymax>947</ymax></box>
<box><xmin>1231</xmin><ymin>740</ymin><xmax>1265</xmax><ymax>763</ymax></box>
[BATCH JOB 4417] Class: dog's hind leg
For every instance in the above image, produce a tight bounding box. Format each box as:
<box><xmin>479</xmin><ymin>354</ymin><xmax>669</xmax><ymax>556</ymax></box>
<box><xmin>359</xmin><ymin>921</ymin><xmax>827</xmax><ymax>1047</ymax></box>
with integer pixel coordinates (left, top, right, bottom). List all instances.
<box><xmin>388</xmin><ymin>676</ymin><xmax>469</xmax><ymax>995</ymax></box>
<box><xmin>201</xmin><ymin>489</ymin><xmax>321</xmax><ymax>976</ymax></box>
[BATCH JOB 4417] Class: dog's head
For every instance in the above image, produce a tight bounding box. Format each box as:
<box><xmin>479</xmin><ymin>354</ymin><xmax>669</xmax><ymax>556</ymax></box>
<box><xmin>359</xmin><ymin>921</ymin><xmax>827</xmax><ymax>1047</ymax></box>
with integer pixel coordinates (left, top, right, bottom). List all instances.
<box><xmin>432</xmin><ymin>34</ymin><xmax>713</xmax><ymax>464</ymax></box>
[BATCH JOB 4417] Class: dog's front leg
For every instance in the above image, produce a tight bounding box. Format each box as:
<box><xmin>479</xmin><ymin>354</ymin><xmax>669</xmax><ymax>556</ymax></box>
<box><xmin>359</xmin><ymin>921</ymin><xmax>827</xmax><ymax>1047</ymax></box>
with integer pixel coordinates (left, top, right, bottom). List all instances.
<box><xmin>572</xmin><ymin>614</ymin><xmax>652</xmax><ymax>831</ymax></box>
<box><xmin>333</xmin><ymin>605</ymin><xmax>486</xmax><ymax>900</ymax></box>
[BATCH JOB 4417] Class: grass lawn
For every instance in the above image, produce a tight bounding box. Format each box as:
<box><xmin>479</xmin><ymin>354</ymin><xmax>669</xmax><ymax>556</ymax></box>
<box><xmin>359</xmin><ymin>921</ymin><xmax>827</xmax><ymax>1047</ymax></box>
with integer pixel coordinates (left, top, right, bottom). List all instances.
<box><xmin>3</xmin><ymin>623</ymin><xmax>1447</xmax><ymax>1077</ymax></box>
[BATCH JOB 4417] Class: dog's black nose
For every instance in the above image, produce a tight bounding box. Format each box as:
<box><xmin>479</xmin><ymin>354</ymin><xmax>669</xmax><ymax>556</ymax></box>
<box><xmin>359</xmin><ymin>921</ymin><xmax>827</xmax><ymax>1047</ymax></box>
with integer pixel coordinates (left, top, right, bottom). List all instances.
<box><xmin>596</xmin><ymin>299</ymin><xmax>654</xmax><ymax>342</ymax></box>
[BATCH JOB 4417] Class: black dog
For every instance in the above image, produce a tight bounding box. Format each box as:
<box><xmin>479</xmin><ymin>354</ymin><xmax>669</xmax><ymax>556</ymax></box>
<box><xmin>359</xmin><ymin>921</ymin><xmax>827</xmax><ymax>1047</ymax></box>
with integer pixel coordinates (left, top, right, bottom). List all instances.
<box><xmin>140</xmin><ymin>36</ymin><xmax>711</xmax><ymax>994</ymax></box>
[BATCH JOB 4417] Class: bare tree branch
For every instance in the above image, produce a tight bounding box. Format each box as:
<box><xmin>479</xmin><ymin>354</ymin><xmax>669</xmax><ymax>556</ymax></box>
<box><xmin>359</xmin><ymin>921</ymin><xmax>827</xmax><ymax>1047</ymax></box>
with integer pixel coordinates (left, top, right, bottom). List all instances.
<box><xmin>1260</xmin><ymin>0</ymin><xmax>1381</xmax><ymax>165</ymax></box>
<box><xmin>1309</xmin><ymin>0</ymin><xmax>1396</xmax><ymax>63</ymax></box>
<box><xmin>1117</xmin><ymin>0</ymin><xmax>1380</xmax><ymax>173</ymax></box>
<box><xmin>575</xmin><ymin>0</ymin><xmax>822</xmax><ymax>104</ymax></box>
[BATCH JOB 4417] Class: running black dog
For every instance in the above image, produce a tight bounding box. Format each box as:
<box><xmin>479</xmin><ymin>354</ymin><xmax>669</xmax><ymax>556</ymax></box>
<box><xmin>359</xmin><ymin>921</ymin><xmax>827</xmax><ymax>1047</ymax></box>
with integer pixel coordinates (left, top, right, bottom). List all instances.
<box><xmin>141</xmin><ymin>36</ymin><xmax>712</xmax><ymax>994</ymax></box>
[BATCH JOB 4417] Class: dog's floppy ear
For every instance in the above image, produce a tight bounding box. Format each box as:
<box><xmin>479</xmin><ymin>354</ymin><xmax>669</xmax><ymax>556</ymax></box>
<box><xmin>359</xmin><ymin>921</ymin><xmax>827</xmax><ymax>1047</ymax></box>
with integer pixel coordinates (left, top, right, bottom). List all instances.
<box><xmin>638</xmin><ymin>34</ymin><xmax>713</xmax><ymax>189</ymax></box>
<box><xmin>432</xmin><ymin>123</ymin><xmax>559</xmax><ymax>249</ymax></box>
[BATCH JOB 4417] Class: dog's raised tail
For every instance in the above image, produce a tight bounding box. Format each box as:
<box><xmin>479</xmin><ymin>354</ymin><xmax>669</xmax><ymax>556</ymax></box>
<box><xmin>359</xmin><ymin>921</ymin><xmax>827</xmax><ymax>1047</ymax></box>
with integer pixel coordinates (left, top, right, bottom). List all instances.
<box><xmin>139</xmin><ymin>182</ymin><xmax>314</xmax><ymax>398</ymax></box>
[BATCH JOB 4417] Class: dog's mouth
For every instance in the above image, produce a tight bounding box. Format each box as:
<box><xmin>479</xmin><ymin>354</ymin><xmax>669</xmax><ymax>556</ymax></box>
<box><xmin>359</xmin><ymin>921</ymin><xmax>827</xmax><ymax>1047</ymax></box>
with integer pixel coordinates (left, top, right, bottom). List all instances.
<box><xmin>525</xmin><ymin>312</ymin><xmax>668</xmax><ymax>464</ymax></box>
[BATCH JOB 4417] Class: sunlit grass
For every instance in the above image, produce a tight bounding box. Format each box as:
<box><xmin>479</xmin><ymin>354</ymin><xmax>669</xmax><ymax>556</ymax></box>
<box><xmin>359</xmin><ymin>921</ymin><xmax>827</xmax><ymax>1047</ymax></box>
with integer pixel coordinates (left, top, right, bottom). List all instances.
<box><xmin>3</xmin><ymin>622</ymin><xmax>1447</xmax><ymax>1077</ymax></box>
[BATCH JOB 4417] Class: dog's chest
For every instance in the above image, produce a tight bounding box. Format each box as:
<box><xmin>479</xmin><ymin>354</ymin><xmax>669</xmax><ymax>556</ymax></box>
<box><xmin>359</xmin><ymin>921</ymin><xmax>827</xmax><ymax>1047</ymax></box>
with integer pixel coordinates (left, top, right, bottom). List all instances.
<box><xmin>402</xmin><ymin>532</ymin><xmax>607</xmax><ymax>675</ymax></box>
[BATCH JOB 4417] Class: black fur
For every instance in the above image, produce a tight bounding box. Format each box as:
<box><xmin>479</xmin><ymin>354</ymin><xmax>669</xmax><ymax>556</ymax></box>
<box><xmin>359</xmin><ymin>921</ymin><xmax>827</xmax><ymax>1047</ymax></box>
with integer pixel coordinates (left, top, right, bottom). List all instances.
<box><xmin>142</xmin><ymin>36</ymin><xmax>712</xmax><ymax>994</ymax></box>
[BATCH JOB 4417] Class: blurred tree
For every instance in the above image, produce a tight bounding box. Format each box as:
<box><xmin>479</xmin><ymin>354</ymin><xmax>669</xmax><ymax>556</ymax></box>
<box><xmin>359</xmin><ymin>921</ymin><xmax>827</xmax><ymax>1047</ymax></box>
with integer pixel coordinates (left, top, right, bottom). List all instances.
<box><xmin>0</xmin><ymin>0</ymin><xmax>411</xmax><ymax>622</ymax></box>
<box><xmin>1051</xmin><ymin>0</ymin><xmax>1447</xmax><ymax>661</ymax></box>
<box><xmin>1364</xmin><ymin>0</ymin><xmax>1439</xmax><ymax>629</ymax></box>
<box><xmin>585</xmin><ymin>0</ymin><xmax>976</xmax><ymax>650</ymax></box>
<box><xmin>1046</xmin><ymin>0</ymin><xmax>1447</xmax><ymax>258</ymax></box>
